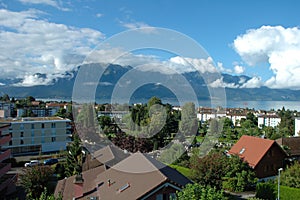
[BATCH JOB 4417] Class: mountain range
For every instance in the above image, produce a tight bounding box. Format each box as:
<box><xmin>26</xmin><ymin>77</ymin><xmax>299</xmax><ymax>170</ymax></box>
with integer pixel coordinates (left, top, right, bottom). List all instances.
<box><xmin>1</xmin><ymin>64</ymin><xmax>300</xmax><ymax>102</ymax></box>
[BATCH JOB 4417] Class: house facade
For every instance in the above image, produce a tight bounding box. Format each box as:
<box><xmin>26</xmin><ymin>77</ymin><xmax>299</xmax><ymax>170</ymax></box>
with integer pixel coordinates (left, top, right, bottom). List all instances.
<box><xmin>0</xmin><ymin>123</ymin><xmax>17</xmax><ymax>196</ymax></box>
<box><xmin>229</xmin><ymin>135</ymin><xmax>287</xmax><ymax>178</ymax></box>
<box><xmin>257</xmin><ymin>114</ymin><xmax>281</xmax><ymax>128</ymax></box>
<box><xmin>0</xmin><ymin>117</ymin><xmax>72</xmax><ymax>155</ymax></box>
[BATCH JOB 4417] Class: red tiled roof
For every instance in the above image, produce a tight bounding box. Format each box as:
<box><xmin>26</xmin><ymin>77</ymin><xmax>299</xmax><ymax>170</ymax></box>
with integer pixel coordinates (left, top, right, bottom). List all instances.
<box><xmin>229</xmin><ymin>135</ymin><xmax>274</xmax><ymax>168</ymax></box>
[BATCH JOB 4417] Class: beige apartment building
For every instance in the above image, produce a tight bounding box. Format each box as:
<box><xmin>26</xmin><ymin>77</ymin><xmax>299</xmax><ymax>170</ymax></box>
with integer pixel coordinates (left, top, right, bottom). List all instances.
<box><xmin>0</xmin><ymin>117</ymin><xmax>72</xmax><ymax>155</ymax></box>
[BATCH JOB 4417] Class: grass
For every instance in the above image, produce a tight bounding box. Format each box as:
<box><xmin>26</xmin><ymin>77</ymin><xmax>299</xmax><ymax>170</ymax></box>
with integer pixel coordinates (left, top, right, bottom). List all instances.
<box><xmin>280</xmin><ymin>185</ymin><xmax>300</xmax><ymax>200</ymax></box>
<box><xmin>169</xmin><ymin>164</ymin><xmax>193</xmax><ymax>179</ymax></box>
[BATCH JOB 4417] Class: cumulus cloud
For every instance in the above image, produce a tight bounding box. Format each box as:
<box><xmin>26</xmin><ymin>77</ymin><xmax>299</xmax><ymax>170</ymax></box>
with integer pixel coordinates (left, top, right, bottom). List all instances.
<box><xmin>234</xmin><ymin>65</ymin><xmax>245</xmax><ymax>74</ymax></box>
<box><xmin>208</xmin><ymin>77</ymin><xmax>239</xmax><ymax>88</ymax></box>
<box><xmin>240</xmin><ymin>77</ymin><xmax>263</xmax><ymax>88</ymax></box>
<box><xmin>217</xmin><ymin>62</ymin><xmax>232</xmax><ymax>73</ymax></box>
<box><xmin>169</xmin><ymin>56</ymin><xmax>218</xmax><ymax>74</ymax></box>
<box><xmin>233</xmin><ymin>25</ymin><xmax>300</xmax><ymax>89</ymax></box>
<box><xmin>0</xmin><ymin>8</ymin><xmax>104</xmax><ymax>86</ymax></box>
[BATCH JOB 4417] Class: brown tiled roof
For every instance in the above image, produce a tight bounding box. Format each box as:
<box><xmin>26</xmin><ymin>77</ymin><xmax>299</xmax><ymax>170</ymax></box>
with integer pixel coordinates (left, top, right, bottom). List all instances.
<box><xmin>276</xmin><ymin>137</ymin><xmax>300</xmax><ymax>156</ymax></box>
<box><xmin>55</xmin><ymin>152</ymin><xmax>192</xmax><ymax>200</ymax></box>
<box><xmin>54</xmin><ymin>165</ymin><xmax>106</xmax><ymax>200</ymax></box>
<box><xmin>229</xmin><ymin>135</ymin><xmax>274</xmax><ymax>168</ymax></box>
<box><xmin>92</xmin><ymin>145</ymin><xmax>130</xmax><ymax>167</ymax></box>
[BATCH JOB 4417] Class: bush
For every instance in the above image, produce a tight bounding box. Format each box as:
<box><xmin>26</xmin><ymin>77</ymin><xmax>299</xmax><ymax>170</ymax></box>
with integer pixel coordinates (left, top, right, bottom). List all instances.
<box><xmin>256</xmin><ymin>182</ymin><xmax>276</xmax><ymax>200</ymax></box>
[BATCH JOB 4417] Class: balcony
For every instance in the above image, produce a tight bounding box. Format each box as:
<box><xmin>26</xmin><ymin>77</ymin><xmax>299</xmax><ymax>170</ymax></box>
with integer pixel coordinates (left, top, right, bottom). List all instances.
<box><xmin>0</xmin><ymin>134</ymin><xmax>11</xmax><ymax>146</ymax></box>
<box><xmin>0</xmin><ymin>149</ymin><xmax>11</xmax><ymax>163</ymax></box>
<box><xmin>0</xmin><ymin>163</ymin><xmax>11</xmax><ymax>178</ymax></box>
<box><xmin>0</xmin><ymin>173</ymin><xmax>17</xmax><ymax>194</ymax></box>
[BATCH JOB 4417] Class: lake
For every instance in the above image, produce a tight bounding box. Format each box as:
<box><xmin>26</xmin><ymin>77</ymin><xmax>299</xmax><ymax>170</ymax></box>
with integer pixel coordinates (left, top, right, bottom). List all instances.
<box><xmin>37</xmin><ymin>97</ymin><xmax>300</xmax><ymax>111</ymax></box>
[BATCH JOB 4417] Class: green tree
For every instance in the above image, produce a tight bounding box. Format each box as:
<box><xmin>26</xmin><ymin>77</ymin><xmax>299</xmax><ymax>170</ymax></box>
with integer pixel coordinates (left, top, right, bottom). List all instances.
<box><xmin>176</xmin><ymin>183</ymin><xmax>228</xmax><ymax>200</ymax></box>
<box><xmin>280</xmin><ymin>161</ymin><xmax>300</xmax><ymax>188</ymax></box>
<box><xmin>222</xmin><ymin>155</ymin><xmax>257</xmax><ymax>192</ymax></box>
<box><xmin>190</xmin><ymin>151</ymin><xmax>227</xmax><ymax>189</ymax></box>
<box><xmin>19</xmin><ymin>166</ymin><xmax>54</xmax><ymax>199</ymax></box>
<box><xmin>65</xmin><ymin>133</ymin><xmax>83</xmax><ymax>177</ymax></box>
<box><xmin>179</xmin><ymin>102</ymin><xmax>198</xmax><ymax>137</ymax></box>
<box><xmin>38</xmin><ymin>187</ymin><xmax>62</xmax><ymax>200</ymax></box>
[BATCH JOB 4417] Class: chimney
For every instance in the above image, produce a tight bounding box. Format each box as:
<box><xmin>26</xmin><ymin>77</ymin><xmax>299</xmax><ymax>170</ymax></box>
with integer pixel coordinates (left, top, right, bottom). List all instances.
<box><xmin>73</xmin><ymin>173</ymin><xmax>84</xmax><ymax>199</ymax></box>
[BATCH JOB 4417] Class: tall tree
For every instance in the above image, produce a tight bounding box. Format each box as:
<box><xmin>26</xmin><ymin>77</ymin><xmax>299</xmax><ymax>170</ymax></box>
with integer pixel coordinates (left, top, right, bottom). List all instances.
<box><xmin>65</xmin><ymin>133</ymin><xmax>83</xmax><ymax>177</ymax></box>
<box><xmin>179</xmin><ymin>102</ymin><xmax>198</xmax><ymax>137</ymax></box>
<box><xmin>19</xmin><ymin>166</ymin><xmax>54</xmax><ymax>199</ymax></box>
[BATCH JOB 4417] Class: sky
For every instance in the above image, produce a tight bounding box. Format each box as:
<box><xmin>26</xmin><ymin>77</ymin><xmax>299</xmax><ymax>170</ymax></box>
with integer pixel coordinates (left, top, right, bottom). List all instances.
<box><xmin>1</xmin><ymin>0</ymin><xmax>300</xmax><ymax>90</ymax></box>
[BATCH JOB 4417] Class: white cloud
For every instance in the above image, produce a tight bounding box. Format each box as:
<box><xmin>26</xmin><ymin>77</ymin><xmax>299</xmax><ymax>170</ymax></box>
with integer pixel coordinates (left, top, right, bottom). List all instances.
<box><xmin>240</xmin><ymin>77</ymin><xmax>263</xmax><ymax>88</ymax></box>
<box><xmin>96</xmin><ymin>13</ymin><xmax>103</xmax><ymax>18</ymax></box>
<box><xmin>208</xmin><ymin>77</ymin><xmax>239</xmax><ymax>88</ymax></box>
<box><xmin>18</xmin><ymin>0</ymin><xmax>70</xmax><ymax>11</ymax></box>
<box><xmin>233</xmin><ymin>25</ymin><xmax>300</xmax><ymax>89</ymax></box>
<box><xmin>234</xmin><ymin>65</ymin><xmax>245</xmax><ymax>74</ymax></box>
<box><xmin>217</xmin><ymin>62</ymin><xmax>232</xmax><ymax>73</ymax></box>
<box><xmin>169</xmin><ymin>56</ymin><xmax>218</xmax><ymax>74</ymax></box>
<box><xmin>0</xmin><ymin>9</ymin><xmax>104</xmax><ymax>86</ymax></box>
<box><xmin>119</xmin><ymin>20</ymin><xmax>157</xmax><ymax>33</ymax></box>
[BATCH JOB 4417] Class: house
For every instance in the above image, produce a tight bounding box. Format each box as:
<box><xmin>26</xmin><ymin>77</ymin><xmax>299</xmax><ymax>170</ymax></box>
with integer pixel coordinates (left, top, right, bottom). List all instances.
<box><xmin>276</xmin><ymin>137</ymin><xmax>300</xmax><ymax>161</ymax></box>
<box><xmin>55</xmin><ymin>152</ymin><xmax>192</xmax><ymax>200</ymax></box>
<box><xmin>0</xmin><ymin>123</ymin><xmax>17</xmax><ymax>196</ymax></box>
<box><xmin>0</xmin><ymin>117</ymin><xmax>72</xmax><ymax>155</ymax></box>
<box><xmin>257</xmin><ymin>114</ymin><xmax>281</xmax><ymax>128</ymax></box>
<box><xmin>82</xmin><ymin>145</ymin><xmax>130</xmax><ymax>171</ymax></box>
<box><xmin>294</xmin><ymin>117</ymin><xmax>300</xmax><ymax>136</ymax></box>
<box><xmin>229</xmin><ymin>135</ymin><xmax>287</xmax><ymax>178</ymax></box>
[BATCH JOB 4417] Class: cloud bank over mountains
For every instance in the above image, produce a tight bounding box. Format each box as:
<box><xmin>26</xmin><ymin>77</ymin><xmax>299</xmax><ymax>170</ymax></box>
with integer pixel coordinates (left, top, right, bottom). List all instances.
<box><xmin>233</xmin><ymin>25</ymin><xmax>300</xmax><ymax>90</ymax></box>
<box><xmin>1</xmin><ymin>4</ymin><xmax>300</xmax><ymax>91</ymax></box>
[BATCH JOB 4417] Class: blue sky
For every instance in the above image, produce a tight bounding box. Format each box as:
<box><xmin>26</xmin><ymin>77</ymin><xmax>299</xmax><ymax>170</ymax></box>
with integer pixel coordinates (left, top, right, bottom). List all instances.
<box><xmin>1</xmin><ymin>0</ymin><xmax>300</xmax><ymax>89</ymax></box>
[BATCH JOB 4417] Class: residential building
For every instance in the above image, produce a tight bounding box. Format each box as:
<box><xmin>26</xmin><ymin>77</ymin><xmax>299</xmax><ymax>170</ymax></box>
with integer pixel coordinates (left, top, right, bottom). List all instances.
<box><xmin>294</xmin><ymin>117</ymin><xmax>300</xmax><ymax>136</ymax></box>
<box><xmin>0</xmin><ymin>102</ymin><xmax>14</xmax><ymax>118</ymax></box>
<box><xmin>0</xmin><ymin>117</ymin><xmax>72</xmax><ymax>155</ymax></box>
<box><xmin>17</xmin><ymin>108</ymin><xmax>56</xmax><ymax>117</ymax></box>
<box><xmin>55</xmin><ymin>151</ymin><xmax>192</xmax><ymax>200</ymax></box>
<box><xmin>0</xmin><ymin>123</ymin><xmax>17</xmax><ymax>196</ymax></box>
<box><xmin>229</xmin><ymin>135</ymin><xmax>287</xmax><ymax>178</ymax></box>
<box><xmin>257</xmin><ymin>114</ymin><xmax>281</xmax><ymax>128</ymax></box>
<box><xmin>46</xmin><ymin>103</ymin><xmax>68</xmax><ymax>116</ymax></box>
<box><xmin>276</xmin><ymin>137</ymin><xmax>300</xmax><ymax>161</ymax></box>
<box><xmin>98</xmin><ymin>111</ymin><xmax>129</xmax><ymax>121</ymax></box>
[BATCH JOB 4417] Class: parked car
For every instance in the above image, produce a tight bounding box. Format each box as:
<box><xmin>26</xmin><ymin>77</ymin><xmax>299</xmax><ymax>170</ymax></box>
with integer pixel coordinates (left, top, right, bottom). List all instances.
<box><xmin>24</xmin><ymin>160</ymin><xmax>40</xmax><ymax>167</ymax></box>
<box><xmin>43</xmin><ymin>158</ymin><xmax>58</xmax><ymax>165</ymax></box>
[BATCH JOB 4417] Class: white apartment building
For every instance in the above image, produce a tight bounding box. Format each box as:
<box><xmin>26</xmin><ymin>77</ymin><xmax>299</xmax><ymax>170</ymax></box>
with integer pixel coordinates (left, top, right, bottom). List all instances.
<box><xmin>257</xmin><ymin>114</ymin><xmax>281</xmax><ymax>128</ymax></box>
<box><xmin>294</xmin><ymin>117</ymin><xmax>300</xmax><ymax>136</ymax></box>
<box><xmin>0</xmin><ymin>117</ymin><xmax>72</xmax><ymax>155</ymax></box>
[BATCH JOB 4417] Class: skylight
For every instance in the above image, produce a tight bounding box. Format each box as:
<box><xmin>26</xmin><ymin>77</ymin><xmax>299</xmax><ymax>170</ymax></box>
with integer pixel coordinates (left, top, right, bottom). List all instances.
<box><xmin>239</xmin><ymin>147</ymin><xmax>245</xmax><ymax>154</ymax></box>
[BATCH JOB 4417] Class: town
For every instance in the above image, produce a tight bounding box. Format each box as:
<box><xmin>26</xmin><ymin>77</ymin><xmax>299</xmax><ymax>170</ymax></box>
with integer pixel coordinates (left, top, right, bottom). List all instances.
<box><xmin>0</xmin><ymin>94</ymin><xmax>299</xmax><ymax>199</ymax></box>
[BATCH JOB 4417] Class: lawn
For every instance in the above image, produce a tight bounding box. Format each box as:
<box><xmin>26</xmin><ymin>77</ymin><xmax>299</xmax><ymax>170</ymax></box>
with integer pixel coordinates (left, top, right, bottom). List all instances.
<box><xmin>169</xmin><ymin>164</ymin><xmax>193</xmax><ymax>179</ymax></box>
<box><xmin>280</xmin><ymin>185</ymin><xmax>300</xmax><ymax>200</ymax></box>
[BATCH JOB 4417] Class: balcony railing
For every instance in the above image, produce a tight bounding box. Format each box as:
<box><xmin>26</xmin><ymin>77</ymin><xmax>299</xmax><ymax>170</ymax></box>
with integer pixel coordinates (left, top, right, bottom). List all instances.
<box><xmin>0</xmin><ymin>163</ymin><xmax>11</xmax><ymax>179</ymax></box>
<box><xmin>0</xmin><ymin>149</ymin><xmax>11</xmax><ymax>163</ymax></box>
<box><xmin>0</xmin><ymin>174</ymin><xmax>17</xmax><ymax>193</ymax></box>
<box><xmin>0</xmin><ymin>134</ymin><xmax>11</xmax><ymax>146</ymax></box>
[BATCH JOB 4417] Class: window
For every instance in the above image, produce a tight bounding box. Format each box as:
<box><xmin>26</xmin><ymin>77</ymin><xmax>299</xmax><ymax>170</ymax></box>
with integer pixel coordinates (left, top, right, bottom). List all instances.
<box><xmin>51</xmin><ymin>137</ymin><xmax>56</xmax><ymax>142</ymax></box>
<box><xmin>156</xmin><ymin>194</ymin><xmax>163</xmax><ymax>200</ymax></box>
<box><xmin>20</xmin><ymin>124</ymin><xmax>24</xmax><ymax>130</ymax></box>
<box><xmin>20</xmin><ymin>132</ymin><xmax>24</xmax><ymax>137</ymax></box>
<box><xmin>41</xmin><ymin>123</ymin><xmax>44</xmax><ymax>129</ymax></box>
<box><xmin>20</xmin><ymin>139</ymin><xmax>24</xmax><ymax>145</ymax></box>
<box><xmin>9</xmin><ymin>140</ymin><xmax>12</xmax><ymax>146</ymax></box>
<box><xmin>51</xmin><ymin>123</ymin><xmax>56</xmax><ymax>128</ymax></box>
<box><xmin>31</xmin><ymin>124</ymin><xmax>34</xmax><ymax>129</ymax></box>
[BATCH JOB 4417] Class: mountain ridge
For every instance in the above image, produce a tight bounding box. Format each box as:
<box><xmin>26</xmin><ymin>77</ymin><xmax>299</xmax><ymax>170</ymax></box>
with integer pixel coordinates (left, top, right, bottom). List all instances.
<box><xmin>1</xmin><ymin>64</ymin><xmax>300</xmax><ymax>101</ymax></box>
